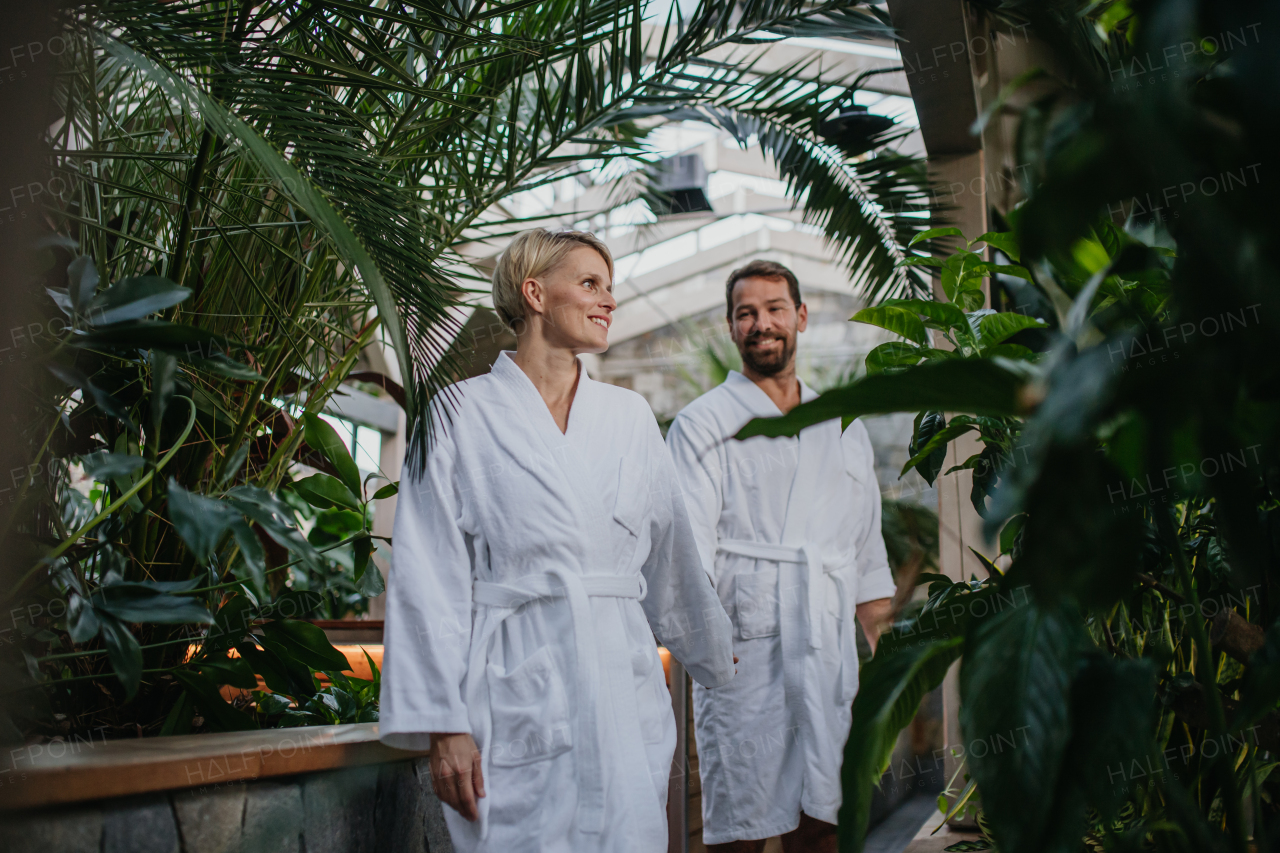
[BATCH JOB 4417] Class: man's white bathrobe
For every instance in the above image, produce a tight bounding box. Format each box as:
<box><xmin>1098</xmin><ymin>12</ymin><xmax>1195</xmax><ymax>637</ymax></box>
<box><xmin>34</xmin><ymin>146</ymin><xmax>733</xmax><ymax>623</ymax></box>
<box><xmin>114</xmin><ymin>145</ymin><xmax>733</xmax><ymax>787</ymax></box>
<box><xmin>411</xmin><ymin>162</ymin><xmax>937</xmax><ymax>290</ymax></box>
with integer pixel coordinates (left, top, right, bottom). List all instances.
<box><xmin>666</xmin><ymin>371</ymin><xmax>896</xmax><ymax>844</ymax></box>
<box><xmin>380</xmin><ymin>352</ymin><xmax>735</xmax><ymax>853</ymax></box>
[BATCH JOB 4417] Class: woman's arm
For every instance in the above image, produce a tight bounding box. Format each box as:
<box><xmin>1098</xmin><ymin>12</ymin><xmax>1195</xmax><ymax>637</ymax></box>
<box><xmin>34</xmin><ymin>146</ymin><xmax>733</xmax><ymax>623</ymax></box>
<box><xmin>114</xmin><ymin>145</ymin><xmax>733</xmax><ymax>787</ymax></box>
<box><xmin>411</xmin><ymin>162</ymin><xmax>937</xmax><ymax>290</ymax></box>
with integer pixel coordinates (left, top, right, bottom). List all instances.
<box><xmin>379</xmin><ymin>427</ymin><xmax>476</xmax><ymax>751</ymax></box>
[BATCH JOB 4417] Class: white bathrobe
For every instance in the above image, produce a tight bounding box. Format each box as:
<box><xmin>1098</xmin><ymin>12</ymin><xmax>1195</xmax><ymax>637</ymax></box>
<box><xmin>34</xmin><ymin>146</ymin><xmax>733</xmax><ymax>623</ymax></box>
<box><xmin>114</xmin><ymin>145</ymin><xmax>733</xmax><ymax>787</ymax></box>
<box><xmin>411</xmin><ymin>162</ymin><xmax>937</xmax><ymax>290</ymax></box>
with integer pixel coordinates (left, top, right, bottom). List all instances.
<box><xmin>666</xmin><ymin>371</ymin><xmax>896</xmax><ymax>844</ymax></box>
<box><xmin>380</xmin><ymin>352</ymin><xmax>735</xmax><ymax>853</ymax></box>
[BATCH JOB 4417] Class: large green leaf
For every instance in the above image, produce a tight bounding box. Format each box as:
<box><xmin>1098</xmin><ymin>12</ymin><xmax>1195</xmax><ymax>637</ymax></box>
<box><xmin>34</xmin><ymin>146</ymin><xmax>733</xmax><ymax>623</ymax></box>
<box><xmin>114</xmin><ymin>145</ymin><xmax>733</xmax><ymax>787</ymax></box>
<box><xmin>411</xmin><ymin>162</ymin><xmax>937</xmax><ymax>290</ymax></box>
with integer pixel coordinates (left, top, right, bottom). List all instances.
<box><xmin>1064</xmin><ymin>655</ymin><xmax>1156</xmax><ymax>820</ymax></box>
<box><xmin>167</xmin><ymin>479</ymin><xmax>242</xmax><ymax>565</ymax></box>
<box><xmin>259</xmin><ymin>620</ymin><xmax>350</xmax><ymax>673</ymax></box>
<box><xmin>237</xmin><ymin>642</ymin><xmax>316</xmax><ymax>699</ymax></box>
<box><xmin>884</xmin><ymin>298</ymin><xmax>969</xmax><ymax>332</ymax></box>
<box><xmin>91</xmin><ymin>582</ymin><xmax>213</xmax><ymax>625</ymax></box>
<box><xmin>909</xmin><ymin>226</ymin><xmax>964</xmax><ymax>249</ymax></box>
<box><xmin>851</xmin><ymin>305</ymin><xmax>927</xmax><ymax>345</ymax></box>
<box><xmin>303</xmin><ymin>414</ymin><xmax>364</xmax><ymax>499</ymax></box>
<box><xmin>960</xmin><ymin>601</ymin><xmax>1084</xmax><ymax>853</ymax></box>
<box><xmin>978</xmin><ymin>312</ymin><xmax>1048</xmax><ymax>348</ymax></box>
<box><xmin>86</xmin><ymin>276</ymin><xmax>190</xmax><ymax>326</ymax></box>
<box><xmin>80</xmin><ymin>452</ymin><xmax>146</xmax><ymax>481</ymax></box>
<box><xmin>73</xmin><ymin>320</ymin><xmax>226</xmax><ymax>350</ymax></box>
<box><xmin>839</xmin><ymin>635</ymin><xmax>962</xmax><ymax>852</ymax></box>
<box><xmin>292</xmin><ymin>472</ymin><xmax>360</xmax><ymax>511</ymax></box>
<box><xmin>98</xmin><ymin>615</ymin><xmax>143</xmax><ymax>700</ymax></box>
<box><xmin>864</xmin><ymin>341</ymin><xmax>922</xmax><ymax>375</ymax></box>
<box><xmin>736</xmin><ymin>360</ymin><xmax>1026</xmax><ymax>439</ymax></box>
<box><xmin>972</xmin><ymin>231</ymin><xmax>1021</xmax><ymax>262</ymax></box>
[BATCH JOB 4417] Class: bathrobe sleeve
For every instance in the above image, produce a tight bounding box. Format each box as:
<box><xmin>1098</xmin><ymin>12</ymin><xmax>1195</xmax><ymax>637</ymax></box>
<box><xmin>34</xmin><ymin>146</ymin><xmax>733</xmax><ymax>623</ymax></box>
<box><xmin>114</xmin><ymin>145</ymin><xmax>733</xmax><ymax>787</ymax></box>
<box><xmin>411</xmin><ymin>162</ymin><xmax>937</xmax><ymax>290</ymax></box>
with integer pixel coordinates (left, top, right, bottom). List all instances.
<box><xmin>379</xmin><ymin>429</ymin><xmax>474</xmax><ymax>749</ymax></box>
<box><xmin>641</xmin><ymin>416</ymin><xmax>735</xmax><ymax>690</ymax></box>
<box><xmin>664</xmin><ymin>413</ymin><xmax>724</xmax><ymax>586</ymax></box>
<box><xmin>842</xmin><ymin>419</ymin><xmax>897</xmax><ymax>604</ymax></box>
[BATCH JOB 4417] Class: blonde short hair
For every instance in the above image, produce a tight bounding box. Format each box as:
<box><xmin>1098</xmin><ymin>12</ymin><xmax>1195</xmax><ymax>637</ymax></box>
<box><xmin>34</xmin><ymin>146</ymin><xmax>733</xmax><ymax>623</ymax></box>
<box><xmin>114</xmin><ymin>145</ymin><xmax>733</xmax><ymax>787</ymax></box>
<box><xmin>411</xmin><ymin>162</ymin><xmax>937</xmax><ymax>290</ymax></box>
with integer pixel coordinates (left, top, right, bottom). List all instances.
<box><xmin>491</xmin><ymin>228</ymin><xmax>613</xmax><ymax>331</ymax></box>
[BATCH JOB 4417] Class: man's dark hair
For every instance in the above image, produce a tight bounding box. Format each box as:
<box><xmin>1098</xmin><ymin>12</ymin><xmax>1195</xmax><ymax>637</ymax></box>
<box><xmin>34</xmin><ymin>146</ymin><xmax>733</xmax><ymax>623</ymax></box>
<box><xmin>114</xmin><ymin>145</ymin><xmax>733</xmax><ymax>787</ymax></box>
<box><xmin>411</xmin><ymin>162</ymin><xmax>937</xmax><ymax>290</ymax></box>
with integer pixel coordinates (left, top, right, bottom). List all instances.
<box><xmin>725</xmin><ymin>259</ymin><xmax>802</xmax><ymax>319</ymax></box>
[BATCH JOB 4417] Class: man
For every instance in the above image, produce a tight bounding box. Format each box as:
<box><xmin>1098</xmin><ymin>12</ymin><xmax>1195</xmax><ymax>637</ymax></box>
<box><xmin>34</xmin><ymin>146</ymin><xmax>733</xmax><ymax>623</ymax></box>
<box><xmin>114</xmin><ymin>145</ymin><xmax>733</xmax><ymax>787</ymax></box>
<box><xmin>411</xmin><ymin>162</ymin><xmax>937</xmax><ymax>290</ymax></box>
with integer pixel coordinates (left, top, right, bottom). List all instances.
<box><xmin>666</xmin><ymin>260</ymin><xmax>896</xmax><ymax>852</ymax></box>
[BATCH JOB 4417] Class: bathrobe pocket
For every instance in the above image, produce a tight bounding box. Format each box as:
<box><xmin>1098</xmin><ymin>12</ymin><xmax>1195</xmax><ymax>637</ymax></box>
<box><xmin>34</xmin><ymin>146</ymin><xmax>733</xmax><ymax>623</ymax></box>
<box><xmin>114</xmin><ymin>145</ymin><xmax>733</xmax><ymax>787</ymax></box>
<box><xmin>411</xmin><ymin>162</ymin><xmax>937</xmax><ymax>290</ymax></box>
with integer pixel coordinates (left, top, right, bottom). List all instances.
<box><xmin>733</xmin><ymin>567</ymin><xmax>780</xmax><ymax>639</ymax></box>
<box><xmin>612</xmin><ymin>457</ymin><xmax>650</xmax><ymax>537</ymax></box>
<box><xmin>487</xmin><ymin>646</ymin><xmax>574</xmax><ymax>767</ymax></box>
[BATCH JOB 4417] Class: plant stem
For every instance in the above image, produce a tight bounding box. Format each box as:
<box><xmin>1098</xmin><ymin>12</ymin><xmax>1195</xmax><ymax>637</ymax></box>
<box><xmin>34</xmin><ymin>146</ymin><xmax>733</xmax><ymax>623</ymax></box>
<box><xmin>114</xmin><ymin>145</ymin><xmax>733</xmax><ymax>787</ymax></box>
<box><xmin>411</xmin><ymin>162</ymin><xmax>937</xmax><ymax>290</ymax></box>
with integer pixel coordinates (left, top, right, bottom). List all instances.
<box><xmin>36</xmin><ymin>634</ymin><xmax>199</xmax><ymax>663</ymax></box>
<box><xmin>1157</xmin><ymin>506</ymin><xmax>1247</xmax><ymax>852</ymax></box>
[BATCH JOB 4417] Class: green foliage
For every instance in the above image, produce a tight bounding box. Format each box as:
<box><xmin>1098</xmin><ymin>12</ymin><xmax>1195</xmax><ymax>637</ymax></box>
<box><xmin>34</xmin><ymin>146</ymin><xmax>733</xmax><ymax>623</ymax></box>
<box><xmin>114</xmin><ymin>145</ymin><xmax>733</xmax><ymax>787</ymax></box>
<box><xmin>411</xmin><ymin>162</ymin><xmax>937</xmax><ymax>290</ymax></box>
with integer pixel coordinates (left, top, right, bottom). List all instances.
<box><xmin>805</xmin><ymin>1</ymin><xmax>1280</xmax><ymax>848</ymax></box>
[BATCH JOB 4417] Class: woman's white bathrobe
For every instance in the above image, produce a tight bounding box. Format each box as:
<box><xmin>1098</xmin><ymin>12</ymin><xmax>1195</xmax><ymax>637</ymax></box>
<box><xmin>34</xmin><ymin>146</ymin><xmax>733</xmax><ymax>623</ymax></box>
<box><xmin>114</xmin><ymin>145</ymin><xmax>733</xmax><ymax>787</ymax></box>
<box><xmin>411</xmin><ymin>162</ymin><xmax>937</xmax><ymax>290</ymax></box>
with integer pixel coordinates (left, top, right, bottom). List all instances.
<box><xmin>666</xmin><ymin>371</ymin><xmax>896</xmax><ymax>844</ymax></box>
<box><xmin>380</xmin><ymin>352</ymin><xmax>735</xmax><ymax>853</ymax></box>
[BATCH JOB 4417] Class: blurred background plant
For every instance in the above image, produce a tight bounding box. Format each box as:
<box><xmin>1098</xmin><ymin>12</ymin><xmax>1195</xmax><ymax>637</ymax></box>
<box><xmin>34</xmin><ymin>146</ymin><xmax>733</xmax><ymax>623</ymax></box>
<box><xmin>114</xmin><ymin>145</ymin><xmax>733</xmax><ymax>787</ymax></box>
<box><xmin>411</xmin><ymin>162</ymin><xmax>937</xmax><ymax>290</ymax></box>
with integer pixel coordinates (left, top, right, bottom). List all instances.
<box><xmin>738</xmin><ymin>0</ymin><xmax>1280</xmax><ymax>849</ymax></box>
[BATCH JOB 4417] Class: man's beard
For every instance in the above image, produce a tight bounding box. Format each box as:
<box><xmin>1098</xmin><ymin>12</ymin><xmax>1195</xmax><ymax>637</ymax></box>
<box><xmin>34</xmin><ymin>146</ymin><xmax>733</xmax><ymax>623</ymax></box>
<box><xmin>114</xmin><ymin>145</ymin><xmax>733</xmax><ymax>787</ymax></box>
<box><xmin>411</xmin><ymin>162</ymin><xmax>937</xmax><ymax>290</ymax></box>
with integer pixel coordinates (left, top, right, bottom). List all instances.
<box><xmin>739</xmin><ymin>330</ymin><xmax>796</xmax><ymax>377</ymax></box>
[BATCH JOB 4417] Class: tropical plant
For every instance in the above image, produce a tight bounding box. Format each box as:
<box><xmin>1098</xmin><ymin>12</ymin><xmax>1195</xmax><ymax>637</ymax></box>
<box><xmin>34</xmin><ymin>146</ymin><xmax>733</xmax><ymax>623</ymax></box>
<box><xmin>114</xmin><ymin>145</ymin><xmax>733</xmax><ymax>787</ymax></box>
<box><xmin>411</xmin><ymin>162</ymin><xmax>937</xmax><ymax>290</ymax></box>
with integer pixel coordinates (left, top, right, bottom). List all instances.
<box><xmin>740</xmin><ymin>0</ymin><xmax>1280</xmax><ymax>839</ymax></box>
<box><xmin>4</xmin><ymin>0</ymin><xmax>936</xmax><ymax>743</ymax></box>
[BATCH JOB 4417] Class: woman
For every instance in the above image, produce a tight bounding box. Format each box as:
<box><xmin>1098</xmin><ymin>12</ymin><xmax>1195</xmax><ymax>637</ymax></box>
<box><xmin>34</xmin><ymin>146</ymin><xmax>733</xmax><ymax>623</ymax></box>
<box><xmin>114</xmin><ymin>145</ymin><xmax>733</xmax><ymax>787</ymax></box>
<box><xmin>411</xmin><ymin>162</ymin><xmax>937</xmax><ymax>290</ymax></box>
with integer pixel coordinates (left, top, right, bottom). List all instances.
<box><xmin>380</xmin><ymin>228</ymin><xmax>736</xmax><ymax>852</ymax></box>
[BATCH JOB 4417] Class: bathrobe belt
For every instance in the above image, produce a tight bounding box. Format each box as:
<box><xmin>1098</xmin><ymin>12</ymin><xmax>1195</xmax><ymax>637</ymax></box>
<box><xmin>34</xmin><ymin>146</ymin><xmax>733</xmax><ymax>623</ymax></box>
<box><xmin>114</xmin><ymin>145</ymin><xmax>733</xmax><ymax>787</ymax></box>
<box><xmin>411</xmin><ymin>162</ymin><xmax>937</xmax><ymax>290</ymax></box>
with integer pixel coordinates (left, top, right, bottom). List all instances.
<box><xmin>469</xmin><ymin>569</ymin><xmax>648</xmax><ymax>838</ymax></box>
<box><xmin>717</xmin><ymin>539</ymin><xmax>860</xmax><ymax>703</ymax></box>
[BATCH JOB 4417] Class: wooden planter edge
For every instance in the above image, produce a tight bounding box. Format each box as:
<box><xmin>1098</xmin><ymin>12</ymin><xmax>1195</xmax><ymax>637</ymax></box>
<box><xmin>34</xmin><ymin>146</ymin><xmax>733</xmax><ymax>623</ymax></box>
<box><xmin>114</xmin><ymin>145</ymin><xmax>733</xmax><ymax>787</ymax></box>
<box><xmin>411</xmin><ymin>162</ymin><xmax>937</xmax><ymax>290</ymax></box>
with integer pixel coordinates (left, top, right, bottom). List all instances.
<box><xmin>0</xmin><ymin>722</ymin><xmax>427</xmax><ymax>811</ymax></box>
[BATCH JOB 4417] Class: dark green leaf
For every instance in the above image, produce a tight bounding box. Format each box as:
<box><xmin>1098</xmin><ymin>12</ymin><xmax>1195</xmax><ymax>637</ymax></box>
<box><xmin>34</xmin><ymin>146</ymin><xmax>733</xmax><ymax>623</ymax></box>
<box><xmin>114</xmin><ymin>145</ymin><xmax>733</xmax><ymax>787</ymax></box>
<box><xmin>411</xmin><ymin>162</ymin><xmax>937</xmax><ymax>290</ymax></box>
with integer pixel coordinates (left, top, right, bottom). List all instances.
<box><xmin>256</xmin><ymin>692</ymin><xmax>293</xmax><ymax>716</ymax></box>
<box><xmin>91</xmin><ymin>583</ymin><xmax>214</xmax><ymax>625</ymax></box>
<box><xmin>353</xmin><ymin>536</ymin><xmax>373</xmax><ymax>581</ymax></box>
<box><xmin>67</xmin><ymin>592</ymin><xmax>100</xmax><ymax>644</ymax></box>
<box><xmin>970</xmin><ymin>443</ymin><xmax>1004</xmax><ymax>517</ymax></box>
<box><xmin>839</xmin><ymin>635</ymin><xmax>964</xmax><ymax>851</ymax></box>
<box><xmin>187</xmin><ymin>353</ymin><xmax>265</xmax><ymax>382</ymax></box>
<box><xmin>207</xmin><ymin>594</ymin><xmax>256</xmax><ymax>652</ymax></box>
<box><xmin>259</xmin><ymin>590</ymin><xmax>324</xmax><ymax>621</ymax></box>
<box><xmin>737</xmin><ymin>361</ymin><xmax>1026</xmax><ymax>439</ymax></box>
<box><xmin>99</xmin><ymin>615</ymin><xmax>143</xmax><ymax>700</ymax></box>
<box><xmin>197</xmin><ymin>656</ymin><xmax>258</xmax><ymax>690</ymax></box>
<box><xmin>237</xmin><ymin>641</ymin><xmax>316</xmax><ymax>699</ymax></box>
<box><xmin>1065</xmin><ymin>655</ymin><xmax>1156</xmax><ymax>820</ymax></box>
<box><xmin>228</xmin><ymin>518</ymin><xmax>267</xmax><ymax>595</ymax></box>
<box><xmin>218</xmin><ymin>441</ymin><xmax>251</xmax><ymax>486</ymax></box>
<box><xmin>159</xmin><ymin>690</ymin><xmax>193</xmax><ymax>737</ymax></box>
<box><xmin>303</xmin><ymin>414</ymin><xmax>363</xmax><ymax>498</ymax></box>
<box><xmin>371</xmin><ymin>481</ymin><xmax>398</xmax><ymax>500</ymax></box>
<box><xmin>960</xmin><ymin>601</ymin><xmax>1084</xmax><ymax>853</ymax></box>
<box><xmin>166</xmin><ymin>479</ymin><xmax>241</xmax><ymax>565</ymax></box>
<box><xmin>86</xmin><ymin>276</ymin><xmax>190</xmax><ymax>326</ymax></box>
<box><xmin>67</xmin><ymin>255</ymin><xmax>100</xmax><ymax>312</ymax></box>
<box><xmin>150</xmin><ymin>349</ymin><xmax>178</xmax><ymax>434</ymax></box>
<box><xmin>74</xmin><ymin>320</ymin><xmax>225</xmax><ymax>350</ymax></box>
<box><xmin>904</xmin><ymin>412</ymin><xmax>968</xmax><ymax>485</ymax></box>
<box><xmin>357</xmin><ymin>560</ymin><xmax>384</xmax><ymax>597</ymax></box>
<box><xmin>172</xmin><ymin>670</ymin><xmax>259</xmax><ymax>731</ymax></box>
<box><xmin>260</xmin><ymin>620</ymin><xmax>349</xmax><ymax>672</ymax></box>
<box><xmin>80</xmin><ymin>451</ymin><xmax>146</xmax><ymax>481</ymax></box>
<box><xmin>292</xmin><ymin>473</ymin><xmax>360</xmax><ymax>511</ymax></box>
<box><xmin>999</xmin><ymin>515</ymin><xmax>1025</xmax><ymax>557</ymax></box>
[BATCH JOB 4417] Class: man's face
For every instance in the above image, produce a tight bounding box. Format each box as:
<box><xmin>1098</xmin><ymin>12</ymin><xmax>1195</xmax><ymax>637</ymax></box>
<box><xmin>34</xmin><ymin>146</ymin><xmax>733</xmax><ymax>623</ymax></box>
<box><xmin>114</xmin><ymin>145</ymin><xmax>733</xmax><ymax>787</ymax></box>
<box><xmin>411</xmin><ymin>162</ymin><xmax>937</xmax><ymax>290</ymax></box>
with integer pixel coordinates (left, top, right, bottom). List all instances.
<box><xmin>728</xmin><ymin>275</ymin><xmax>807</xmax><ymax>377</ymax></box>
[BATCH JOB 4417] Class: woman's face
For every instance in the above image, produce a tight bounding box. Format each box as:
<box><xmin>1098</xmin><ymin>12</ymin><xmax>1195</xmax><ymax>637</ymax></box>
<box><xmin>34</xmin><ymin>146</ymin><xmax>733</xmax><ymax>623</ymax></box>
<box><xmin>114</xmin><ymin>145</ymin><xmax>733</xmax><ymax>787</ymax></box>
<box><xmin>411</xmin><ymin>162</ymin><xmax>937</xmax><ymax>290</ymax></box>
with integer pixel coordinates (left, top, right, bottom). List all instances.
<box><xmin>522</xmin><ymin>245</ymin><xmax>616</xmax><ymax>354</ymax></box>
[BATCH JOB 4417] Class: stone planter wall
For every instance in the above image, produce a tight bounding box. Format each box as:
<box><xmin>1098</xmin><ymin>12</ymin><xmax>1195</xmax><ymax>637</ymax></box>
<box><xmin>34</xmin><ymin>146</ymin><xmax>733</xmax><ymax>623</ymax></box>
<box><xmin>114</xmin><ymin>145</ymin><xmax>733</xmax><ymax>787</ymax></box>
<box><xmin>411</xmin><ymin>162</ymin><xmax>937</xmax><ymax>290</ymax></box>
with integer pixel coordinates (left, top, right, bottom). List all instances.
<box><xmin>0</xmin><ymin>724</ymin><xmax>452</xmax><ymax>853</ymax></box>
